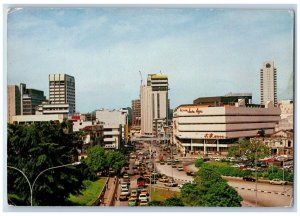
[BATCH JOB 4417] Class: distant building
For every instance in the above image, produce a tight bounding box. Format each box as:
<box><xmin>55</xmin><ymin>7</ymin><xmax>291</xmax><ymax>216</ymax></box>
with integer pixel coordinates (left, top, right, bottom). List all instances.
<box><xmin>260</xmin><ymin>61</ymin><xmax>277</xmax><ymax>106</ymax></box>
<box><xmin>49</xmin><ymin>74</ymin><xmax>76</xmax><ymax>115</ymax></box>
<box><xmin>173</xmin><ymin>103</ymin><xmax>281</xmax><ymax>155</ymax></box>
<box><xmin>103</xmin><ymin>124</ymin><xmax>122</xmax><ymax>149</ymax></box>
<box><xmin>7</xmin><ymin>85</ymin><xmax>21</xmax><ymax>123</ymax></box>
<box><xmin>193</xmin><ymin>92</ymin><xmax>253</xmax><ymax>106</ymax></box>
<box><xmin>132</xmin><ymin>99</ymin><xmax>141</xmax><ymax>127</ymax></box>
<box><xmin>96</xmin><ymin>108</ymin><xmax>128</xmax><ymax>147</ymax></box>
<box><xmin>35</xmin><ymin>102</ymin><xmax>69</xmax><ymax>117</ymax></box>
<box><xmin>140</xmin><ymin>74</ymin><xmax>169</xmax><ymax>136</ymax></box>
<box><xmin>12</xmin><ymin>114</ymin><xmax>65</xmax><ymax>125</ymax></box>
<box><xmin>263</xmin><ymin>130</ymin><xmax>293</xmax><ymax>156</ymax></box>
<box><xmin>275</xmin><ymin>100</ymin><xmax>293</xmax><ymax>131</ymax></box>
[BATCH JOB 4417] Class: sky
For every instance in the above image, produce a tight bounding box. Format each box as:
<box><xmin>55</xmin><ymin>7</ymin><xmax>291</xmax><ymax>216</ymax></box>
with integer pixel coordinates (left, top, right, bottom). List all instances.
<box><xmin>7</xmin><ymin>7</ymin><xmax>294</xmax><ymax>113</ymax></box>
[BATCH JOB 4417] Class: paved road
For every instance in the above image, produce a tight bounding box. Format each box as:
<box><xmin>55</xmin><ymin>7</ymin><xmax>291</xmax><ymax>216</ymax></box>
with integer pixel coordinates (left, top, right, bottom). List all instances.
<box><xmin>144</xmin><ymin>142</ymin><xmax>294</xmax><ymax>207</ymax></box>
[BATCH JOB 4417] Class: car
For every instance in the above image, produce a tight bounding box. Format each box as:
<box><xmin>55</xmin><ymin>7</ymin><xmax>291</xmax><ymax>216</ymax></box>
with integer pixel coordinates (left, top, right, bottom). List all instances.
<box><xmin>119</xmin><ymin>194</ymin><xmax>128</xmax><ymax>201</ymax></box>
<box><xmin>123</xmin><ymin>174</ymin><xmax>129</xmax><ymax>179</ymax></box>
<box><xmin>137</xmin><ymin>185</ymin><xmax>145</xmax><ymax>192</ymax></box>
<box><xmin>121</xmin><ymin>188</ymin><xmax>130</xmax><ymax>196</ymax></box>
<box><xmin>131</xmin><ymin>190</ymin><xmax>138</xmax><ymax>196</ymax></box>
<box><xmin>159</xmin><ymin>176</ymin><xmax>169</xmax><ymax>182</ymax></box>
<box><xmin>186</xmin><ymin>171</ymin><xmax>195</xmax><ymax>176</ymax></box>
<box><xmin>121</xmin><ymin>185</ymin><xmax>128</xmax><ymax>190</ymax></box>
<box><xmin>164</xmin><ymin>182</ymin><xmax>178</xmax><ymax>187</ymax></box>
<box><xmin>138</xmin><ymin>194</ymin><xmax>148</xmax><ymax>201</ymax></box>
<box><xmin>160</xmin><ymin>161</ymin><xmax>165</xmax><ymax>165</ymax></box>
<box><xmin>242</xmin><ymin>176</ymin><xmax>256</xmax><ymax>182</ymax></box>
<box><xmin>128</xmin><ymin>197</ymin><xmax>137</xmax><ymax>206</ymax></box>
<box><xmin>174</xmin><ymin>159</ymin><xmax>180</xmax><ymax>163</ymax></box>
<box><xmin>177</xmin><ymin>165</ymin><xmax>184</xmax><ymax>171</ymax></box>
<box><xmin>172</xmin><ymin>164</ymin><xmax>177</xmax><ymax>168</ymax></box>
<box><xmin>269</xmin><ymin>179</ymin><xmax>287</xmax><ymax>185</ymax></box>
<box><xmin>139</xmin><ymin>199</ymin><xmax>148</xmax><ymax>206</ymax></box>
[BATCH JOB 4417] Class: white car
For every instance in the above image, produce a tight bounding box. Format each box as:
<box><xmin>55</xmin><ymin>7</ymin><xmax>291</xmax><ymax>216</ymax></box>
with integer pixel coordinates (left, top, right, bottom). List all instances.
<box><xmin>269</xmin><ymin>179</ymin><xmax>287</xmax><ymax>185</ymax></box>
<box><xmin>121</xmin><ymin>188</ymin><xmax>130</xmax><ymax>196</ymax></box>
<box><xmin>139</xmin><ymin>194</ymin><xmax>148</xmax><ymax>201</ymax></box>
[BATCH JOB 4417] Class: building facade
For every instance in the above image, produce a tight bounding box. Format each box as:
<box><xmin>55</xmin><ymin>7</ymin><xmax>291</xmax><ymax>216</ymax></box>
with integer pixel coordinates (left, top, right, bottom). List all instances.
<box><xmin>173</xmin><ymin>104</ymin><xmax>281</xmax><ymax>155</ymax></box>
<box><xmin>193</xmin><ymin>93</ymin><xmax>252</xmax><ymax>106</ymax></box>
<box><xmin>20</xmin><ymin>83</ymin><xmax>46</xmax><ymax>115</ymax></box>
<box><xmin>49</xmin><ymin>74</ymin><xmax>76</xmax><ymax>115</ymax></box>
<box><xmin>275</xmin><ymin>100</ymin><xmax>293</xmax><ymax>131</ymax></box>
<box><xmin>12</xmin><ymin>114</ymin><xmax>65</xmax><ymax>125</ymax></box>
<box><xmin>96</xmin><ymin>108</ymin><xmax>128</xmax><ymax>146</ymax></box>
<box><xmin>263</xmin><ymin>130</ymin><xmax>293</xmax><ymax>156</ymax></box>
<box><xmin>132</xmin><ymin>99</ymin><xmax>141</xmax><ymax>127</ymax></box>
<box><xmin>140</xmin><ymin>74</ymin><xmax>169</xmax><ymax>135</ymax></box>
<box><xmin>35</xmin><ymin>102</ymin><xmax>69</xmax><ymax>117</ymax></box>
<box><xmin>260</xmin><ymin>61</ymin><xmax>277</xmax><ymax>106</ymax></box>
<box><xmin>7</xmin><ymin>85</ymin><xmax>21</xmax><ymax>123</ymax></box>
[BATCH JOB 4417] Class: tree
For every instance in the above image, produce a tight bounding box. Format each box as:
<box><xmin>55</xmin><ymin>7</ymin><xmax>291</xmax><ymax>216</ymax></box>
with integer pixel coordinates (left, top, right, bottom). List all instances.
<box><xmin>106</xmin><ymin>151</ymin><xmax>127</xmax><ymax>174</ymax></box>
<box><xmin>85</xmin><ymin>145</ymin><xmax>106</xmax><ymax>173</ymax></box>
<box><xmin>180</xmin><ymin>183</ymin><xmax>206</xmax><ymax>206</ymax></box>
<box><xmin>7</xmin><ymin>122</ymin><xmax>84</xmax><ymax>206</ymax></box>
<box><xmin>148</xmin><ymin>197</ymin><xmax>184</xmax><ymax>207</ymax></box>
<box><xmin>195</xmin><ymin>158</ymin><xmax>204</xmax><ymax>168</ymax></box>
<box><xmin>228</xmin><ymin>139</ymin><xmax>270</xmax><ymax>161</ymax></box>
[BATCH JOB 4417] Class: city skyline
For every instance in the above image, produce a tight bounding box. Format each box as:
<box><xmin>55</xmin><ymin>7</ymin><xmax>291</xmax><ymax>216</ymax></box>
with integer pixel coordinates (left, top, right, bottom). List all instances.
<box><xmin>7</xmin><ymin>8</ymin><xmax>294</xmax><ymax>113</ymax></box>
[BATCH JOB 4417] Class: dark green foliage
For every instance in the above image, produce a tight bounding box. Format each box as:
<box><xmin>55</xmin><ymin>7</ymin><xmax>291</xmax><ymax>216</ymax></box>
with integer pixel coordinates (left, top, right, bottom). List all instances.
<box><xmin>267</xmin><ymin>165</ymin><xmax>293</xmax><ymax>182</ymax></box>
<box><xmin>163</xmin><ymin>197</ymin><xmax>184</xmax><ymax>206</ymax></box>
<box><xmin>148</xmin><ymin>200</ymin><xmax>164</xmax><ymax>206</ymax></box>
<box><xmin>148</xmin><ymin>197</ymin><xmax>184</xmax><ymax>207</ymax></box>
<box><xmin>195</xmin><ymin>158</ymin><xmax>204</xmax><ymax>168</ymax></box>
<box><xmin>201</xmin><ymin>163</ymin><xmax>252</xmax><ymax>177</ymax></box>
<box><xmin>85</xmin><ymin>145</ymin><xmax>127</xmax><ymax>175</ymax></box>
<box><xmin>7</xmin><ymin>122</ymin><xmax>84</xmax><ymax>206</ymax></box>
<box><xmin>180</xmin><ymin>169</ymin><xmax>242</xmax><ymax>207</ymax></box>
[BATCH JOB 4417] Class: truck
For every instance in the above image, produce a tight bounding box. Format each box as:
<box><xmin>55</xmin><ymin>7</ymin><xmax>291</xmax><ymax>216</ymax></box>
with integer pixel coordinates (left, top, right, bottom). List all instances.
<box><xmin>137</xmin><ymin>176</ymin><xmax>146</xmax><ymax>187</ymax></box>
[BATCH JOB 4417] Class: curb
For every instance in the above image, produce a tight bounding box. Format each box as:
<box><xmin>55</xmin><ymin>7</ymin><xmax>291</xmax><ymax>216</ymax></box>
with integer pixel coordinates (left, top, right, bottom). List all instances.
<box><xmin>234</xmin><ymin>186</ymin><xmax>292</xmax><ymax>197</ymax></box>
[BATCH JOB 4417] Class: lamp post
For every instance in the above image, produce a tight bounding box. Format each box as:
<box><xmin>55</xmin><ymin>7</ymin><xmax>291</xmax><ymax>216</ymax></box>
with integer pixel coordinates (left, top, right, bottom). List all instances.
<box><xmin>8</xmin><ymin>162</ymin><xmax>81</xmax><ymax>206</ymax></box>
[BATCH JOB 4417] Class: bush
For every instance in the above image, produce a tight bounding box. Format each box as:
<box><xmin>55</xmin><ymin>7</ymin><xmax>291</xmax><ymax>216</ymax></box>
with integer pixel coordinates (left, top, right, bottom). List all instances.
<box><xmin>195</xmin><ymin>159</ymin><xmax>204</xmax><ymax>167</ymax></box>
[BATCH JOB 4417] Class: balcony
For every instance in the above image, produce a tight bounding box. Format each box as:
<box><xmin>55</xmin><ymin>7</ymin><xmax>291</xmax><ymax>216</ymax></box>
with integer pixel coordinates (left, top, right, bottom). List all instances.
<box><xmin>104</xmin><ymin>137</ymin><xmax>116</xmax><ymax>142</ymax></box>
<box><xmin>104</xmin><ymin>144</ymin><xmax>116</xmax><ymax>149</ymax></box>
<box><xmin>103</xmin><ymin>131</ymin><xmax>119</xmax><ymax>136</ymax></box>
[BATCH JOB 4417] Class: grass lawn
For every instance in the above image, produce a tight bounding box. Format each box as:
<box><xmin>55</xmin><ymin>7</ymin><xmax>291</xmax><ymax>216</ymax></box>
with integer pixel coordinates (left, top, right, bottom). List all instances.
<box><xmin>149</xmin><ymin>187</ymin><xmax>180</xmax><ymax>202</ymax></box>
<box><xmin>68</xmin><ymin>178</ymin><xmax>107</xmax><ymax>206</ymax></box>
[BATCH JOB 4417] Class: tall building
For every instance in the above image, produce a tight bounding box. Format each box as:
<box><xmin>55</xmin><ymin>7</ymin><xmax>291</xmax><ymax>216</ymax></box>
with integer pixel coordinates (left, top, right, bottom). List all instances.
<box><xmin>132</xmin><ymin>99</ymin><xmax>141</xmax><ymax>127</ymax></box>
<box><xmin>140</xmin><ymin>74</ymin><xmax>169</xmax><ymax>135</ymax></box>
<box><xmin>7</xmin><ymin>85</ymin><xmax>21</xmax><ymax>123</ymax></box>
<box><xmin>20</xmin><ymin>83</ymin><xmax>46</xmax><ymax>115</ymax></box>
<box><xmin>49</xmin><ymin>74</ymin><xmax>76</xmax><ymax>115</ymax></box>
<box><xmin>260</xmin><ymin>61</ymin><xmax>277</xmax><ymax>106</ymax></box>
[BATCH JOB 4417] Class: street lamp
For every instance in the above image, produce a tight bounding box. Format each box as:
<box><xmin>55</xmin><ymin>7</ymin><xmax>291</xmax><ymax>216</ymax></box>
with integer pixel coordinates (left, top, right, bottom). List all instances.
<box><xmin>7</xmin><ymin>162</ymin><xmax>81</xmax><ymax>206</ymax></box>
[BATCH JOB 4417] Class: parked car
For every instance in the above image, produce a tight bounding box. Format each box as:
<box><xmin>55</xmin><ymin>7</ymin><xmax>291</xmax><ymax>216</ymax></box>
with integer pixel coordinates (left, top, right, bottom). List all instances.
<box><xmin>186</xmin><ymin>171</ymin><xmax>195</xmax><ymax>176</ymax></box>
<box><xmin>269</xmin><ymin>179</ymin><xmax>287</xmax><ymax>185</ymax></box>
<box><xmin>242</xmin><ymin>176</ymin><xmax>256</xmax><ymax>182</ymax></box>
<box><xmin>121</xmin><ymin>188</ymin><xmax>130</xmax><ymax>196</ymax></box>
<box><xmin>164</xmin><ymin>182</ymin><xmax>178</xmax><ymax>187</ymax></box>
<box><xmin>177</xmin><ymin>165</ymin><xmax>184</xmax><ymax>171</ymax></box>
<box><xmin>160</xmin><ymin>161</ymin><xmax>165</xmax><ymax>165</ymax></box>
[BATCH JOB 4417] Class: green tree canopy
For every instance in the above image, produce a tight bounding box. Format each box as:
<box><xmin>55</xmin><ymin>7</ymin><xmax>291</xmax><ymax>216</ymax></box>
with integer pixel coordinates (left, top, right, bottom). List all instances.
<box><xmin>7</xmin><ymin>122</ymin><xmax>84</xmax><ymax>206</ymax></box>
<box><xmin>85</xmin><ymin>145</ymin><xmax>106</xmax><ymax>173</ymax></box>
<box><xmin>228</xmin><ymin>139</ymin><xmax>270</xmax><ymax>161</ymax></box>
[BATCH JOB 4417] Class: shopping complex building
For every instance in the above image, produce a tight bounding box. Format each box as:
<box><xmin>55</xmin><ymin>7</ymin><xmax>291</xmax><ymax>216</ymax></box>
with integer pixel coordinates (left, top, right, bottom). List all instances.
<box><xmin>172</xmin><ymin>95</ymin><xmax>281</xmax><ymax>155</ymax></box>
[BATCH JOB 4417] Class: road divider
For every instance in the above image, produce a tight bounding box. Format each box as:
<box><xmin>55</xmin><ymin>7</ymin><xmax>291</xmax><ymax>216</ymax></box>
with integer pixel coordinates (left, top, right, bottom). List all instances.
<box><xmin>234</xmin><ymin>186</ymin><xmax>292</xmax><ymax>197</ymax></box>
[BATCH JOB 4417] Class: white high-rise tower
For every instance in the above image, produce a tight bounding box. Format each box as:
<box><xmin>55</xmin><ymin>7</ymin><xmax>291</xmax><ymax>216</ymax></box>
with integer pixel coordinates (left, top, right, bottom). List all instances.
<box><xmin>260</xmin><ymin>61</ymin><xmax>277</xmax><ymax>106</ymax></box>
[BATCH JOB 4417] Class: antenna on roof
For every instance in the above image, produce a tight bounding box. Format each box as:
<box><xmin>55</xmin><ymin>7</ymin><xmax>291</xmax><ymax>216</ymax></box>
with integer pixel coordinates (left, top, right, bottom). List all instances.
<box><xmin>139</xmin><ymin>70</ymin><xmax>143</xmax><ymax>85</ymax></box>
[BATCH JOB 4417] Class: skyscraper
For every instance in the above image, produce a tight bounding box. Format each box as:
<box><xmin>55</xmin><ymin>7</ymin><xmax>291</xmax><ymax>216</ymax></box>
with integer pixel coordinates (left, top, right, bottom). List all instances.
<box><xmin>260</xmin><ymin>61</ymin><xmax>277</xmax><ymax>106</ymax></box>
<box><xmin>141</xmin><ymin>74</ymin><xmax>169</xmax><ymax>135</ymax></box>
<box><xmin>49</xmin><ymin>74</ymin><xmax>76</xmax><ymax>115</ymax></box>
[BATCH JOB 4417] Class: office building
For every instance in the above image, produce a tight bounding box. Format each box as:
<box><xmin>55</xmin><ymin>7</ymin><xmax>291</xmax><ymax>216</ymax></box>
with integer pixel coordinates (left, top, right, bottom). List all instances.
<box><xmin>19</xmin><ymin>83</ymin><xmax>46</xmax><ymax>115</ymax></box>
<box><xmin>140</xmin><ymin>74</ymin><xmax>169</xmax><ymax>135</ymax></box>
<box><xmin>7</xmin><ymin>85</ymin><xmax>21</xmax><ymax>123</ymax></box>
<box><xmin>35</xmin><ymin>102</ymin><xmax>69</xmax><ymax>117</ymax></box>
<box><xmin>173</xmin><ymin>103</ymin><xmax>281</xmax><ymax>155</ymax></box>
<box><xmin>132</xmin><ymin>99</ymin><xmax>141</xmax><ymax>127</ymax></box>
<box><xmin>96</xmin><ymin>108</ymin><xmax>128</xmax><ymax>147</ymax></box>
<box><xmin>260</xmin><ymin>61</ymin><xmax>277</xmax><ymax>106</ymax></box>
<box><xmin>49</xmin><ymin>74</ymin><xmax>76</xmax><ymax>115</ymax></box>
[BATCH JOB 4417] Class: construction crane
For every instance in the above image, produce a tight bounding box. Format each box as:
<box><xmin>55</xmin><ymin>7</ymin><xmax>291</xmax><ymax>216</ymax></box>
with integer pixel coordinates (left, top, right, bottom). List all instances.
<box><xmin>139</xmin><ymin>70</ymin><xmax>143</xmax><ymax>85</ymax></box>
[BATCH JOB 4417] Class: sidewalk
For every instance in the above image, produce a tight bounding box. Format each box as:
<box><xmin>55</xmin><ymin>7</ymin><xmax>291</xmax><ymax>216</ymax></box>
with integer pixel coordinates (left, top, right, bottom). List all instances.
<box><xmin>100</xmin><ymin>177</ymin><xmax>117</xmax><ymax>206</ymax></box>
